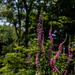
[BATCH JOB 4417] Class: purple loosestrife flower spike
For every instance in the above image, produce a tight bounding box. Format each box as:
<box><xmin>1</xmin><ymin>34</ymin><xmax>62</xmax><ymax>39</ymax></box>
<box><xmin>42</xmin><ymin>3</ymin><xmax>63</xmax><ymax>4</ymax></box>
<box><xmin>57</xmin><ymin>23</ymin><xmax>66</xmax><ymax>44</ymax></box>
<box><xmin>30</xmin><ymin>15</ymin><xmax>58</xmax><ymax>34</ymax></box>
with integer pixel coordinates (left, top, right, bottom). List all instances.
<box><xmin>50</xmin><ymin>58</ymin><xmax>60</xmax><ymax>73</ymax></box>
<box><xmin>50</xmin><ymin>58</ymin><xmax>54</xmax><ymax>68</ymax></box>
<box><xmin>68</xmin><ymin>44</ymin><xmax>73</xmax><ymax>54</ymax></box>
<box><xmin>65</xmin><ymin>43</ymin><xmax>73</xmax><ymax>74</ymax></box>
<box><xmin>36</xmin><ymin>47</ymin><xmax>39</xmax><ymax>50</ymax></box>
<box><xmin>68</xmin><ymin>44</ymin><xmax>71</xmax><ymax>54</ymax></box>
<box><xmin>54</xmin><ymin>40</ymin><xmax>65</xmax><ymax>62</ymax></box>
<box><xmin>48</xmin><ymin>26</ymin><xmax>53</xmax><ymax>59</ymax></box>
<box><xmin>37</xmin><ymin>15</ymin><xmax>43</xmax><ymax>46</ymax></box>
<box><xmin>36</xmin><ymin>53</ymin><xmax>39</xmax><ymax>68</ymax></box>
<box><xmin>64</xmin><ymin>70</ymin><xmax>68</xmax><ymax>75</ymax></box>
<box><xmin>67</xmin><ymin>54</ymin><xmax>73</xmax><ymax>63</ymax></box>
<box><xmin>50</xmin><ymin>37</ymin><xmax>67</xmax><ymax>73</ymax></box>
<box><xmin>49</xmin><ymin>29</ymin><xmax>54</xmax><ymax>46</ymax></box>
<box><xmin>50</xmin><ymin>36</ymin><xmax>67</xmax><ymax>73</ymax></box>
<box><xmin>54</xmin><ymin>50</ymin><xmax>61</xmax><ymax>63</ymax></box>
<box><xmin>36</xmin><ymin>72</ymin><xmax>40</xmax><ymax>75</ymax></box>
<box><xmin>36</xmin><ymin>13</ymin><xmax>43</xmax><ymax>69</ymax></box>
<box><xmin>58</xmin><ymin>41</ymin><xmax>64</xmax><ymax>50</ymax></box>
<box><xmin>54</xmin><ymin>66</ymin><xmax>60</xmax><ymax>73</ymax></box>
<box><xmin>67</xmin><ymin>44</ymin><xmax>73</xmax><ymax>63</ymax></box>
<box><xmin>28</xmin><ymin>48</ymin><xmax>31</xmax><ymax>63</ymax></box>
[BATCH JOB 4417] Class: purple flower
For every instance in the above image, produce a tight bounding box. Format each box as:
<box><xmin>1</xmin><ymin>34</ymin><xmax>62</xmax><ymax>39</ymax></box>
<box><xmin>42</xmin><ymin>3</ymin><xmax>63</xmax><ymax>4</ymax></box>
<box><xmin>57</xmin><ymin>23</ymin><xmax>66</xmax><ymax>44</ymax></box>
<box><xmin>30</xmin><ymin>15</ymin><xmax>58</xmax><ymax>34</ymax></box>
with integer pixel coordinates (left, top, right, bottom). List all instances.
<box><xmin>28</xmin><ymin>51</ymin><xmax>31</xmax><ymax>63</ymax></box>
<box><xmin>54</xmin><ymin>41</ymin><xmax>64</xmax><ymax>62</ymax></box>
<box><xmin>37</xmin><ymin>14</ymin><xmax>43</xmax><ymax>46</ymax></box>
<box><xmin>68</xmin><ymin>44</ymin><xmax>73</xmax><ymax>54</ymax></box>
<box><xmin>54</xmin><ymin>50</ymin><xmax>61</xmax><ymax>62</ymax></box>
<box><xmin>63</xmin><ymin>53</ymin><xmax>65</xmax><ymax>56</ymax></box>
<box><xmin>65</xmin><ymin>44</ymin><xmax>73</xmax><ymax>74</ymax></box>
<box><xmin>50</xmin><ymin>58</ymin><xmax>54</xmax><ymax>68</ymax></box>
<box><xmin>36</xmin><ymin>47</ymin><xmax>39</xmax><ymax>50</ymax></box>
<box><xmin>67</xmin><ymin>54</ymin><xmax>73</xmax><ymax>63</ymax></box>
<box><xmin>54</xmin><ymin>66</ymin><xmax>60</xmax><ymax>73</ymax></box>
<box><xmin>68</xmin><ymin>44</ymin><xmax>71</xmax><ymax>54</ymax></box>
<box><xmin>50</xmin><ymin>40</ymin><xmax>66</xmax><ymax>73</ymax></box>
<box><xmin>36</xmin><ymin>14</ymin><xmax>43</xmax><ymax>68</ymax></box>
<box><xmin>67</xmin><ymin>44</ymin><xmax>73</xmax><ymax>63</ymax></box>
<box><xmin>39</xmin><ymin>15</ymin><xmax>42</xmax><ymax>20</ymax></box>
<box><xmin>50</xmin><ymin>58</ymin><xmax>60</xmax><ymax>73</ymax></box>
<box><xmin>64</xmin><ymin>70</ymin><xmax>68</xmax><ymax>75</ymax></box>
<box><xmin>36</xmin><ymin>53</ymin><xmax>39</xmax><ymax>68</ymax></box>
<box><xmin>27</xmin><ymin>46</ymin><xmax>31</xmax><ymax>63</ymax></box>
<box><xmin>48</xmin><ymin>28</ymin><xmax>53</xmax><ymax>60</ymax></box>
<box><xmin>49</xmin><ymin>29</ymin><xmax>54</xmax><ymax>46</ymax></box>
<box><xmin>63</xmin><ymin>52</ymin><xmax>65</xmax><ymax>58</ymax></box>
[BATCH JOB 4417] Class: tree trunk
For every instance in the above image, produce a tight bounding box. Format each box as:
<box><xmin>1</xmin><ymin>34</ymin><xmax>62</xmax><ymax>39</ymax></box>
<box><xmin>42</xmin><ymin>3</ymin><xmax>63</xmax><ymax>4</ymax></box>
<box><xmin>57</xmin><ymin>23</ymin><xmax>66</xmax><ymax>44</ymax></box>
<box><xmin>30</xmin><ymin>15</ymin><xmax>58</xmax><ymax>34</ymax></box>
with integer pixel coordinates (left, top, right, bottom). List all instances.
<box><xmin>23</xmin><ymin>0</ymin><xmax>33</xmax><ymax>47</ymax></box>
<box><xmin>17</xmin><ymin>0</ymin><xmax>21</xmax><ymax>47</ymax></box>
<box><xmin>17</xmin><ymin>39</ymin><xmax>20</xmax><ymax>47</ymax></box>
<box><xmin>25</xmin><ymin>13</ymin><xmax>29</xmax><ymax>47</ymax></box>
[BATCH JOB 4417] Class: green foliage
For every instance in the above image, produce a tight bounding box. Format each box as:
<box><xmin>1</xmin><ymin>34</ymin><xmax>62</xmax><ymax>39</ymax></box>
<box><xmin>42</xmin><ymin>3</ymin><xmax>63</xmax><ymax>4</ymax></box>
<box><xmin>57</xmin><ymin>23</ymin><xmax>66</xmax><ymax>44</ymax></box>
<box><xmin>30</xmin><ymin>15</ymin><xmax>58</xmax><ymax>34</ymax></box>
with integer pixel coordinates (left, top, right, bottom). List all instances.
<box><xmin>50</xmin><ymin>16</ymin><xmax>71</xmax><ymax>28</ymax></box>
<box><xmin>2</xmin><ymin>44</ymin><xmax>14</xmax><ymax>54</ymax></box>
<box><xmin>0</xmin><ymin>25</ymin><xmax>16</xmax><ymax>44</ymax></box>
<box><xmin>0</xmin><ymin>52</ymin><xmax>26</xmax><ymax>75</ymax></box>
<box><xmin>0</xmin><ymin>37</ymin><xmax>74</xmax><ymax>75</ymax></box>
<box><xmin>0</xmin><ymin>0</ymin><xmax>75</xmax><ymax>75</ymax></box>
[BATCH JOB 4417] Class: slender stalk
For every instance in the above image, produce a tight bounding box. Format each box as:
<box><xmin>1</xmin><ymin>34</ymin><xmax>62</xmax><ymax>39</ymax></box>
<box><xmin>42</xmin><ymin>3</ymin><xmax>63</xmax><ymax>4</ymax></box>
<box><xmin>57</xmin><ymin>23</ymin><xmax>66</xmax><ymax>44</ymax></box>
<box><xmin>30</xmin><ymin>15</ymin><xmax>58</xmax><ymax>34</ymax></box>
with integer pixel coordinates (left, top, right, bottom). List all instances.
<box><xmin>71</xmin><ymin>70</ymin><xmax>73</xmax><ymax>75</ymax></box>
<box><xmin>50</xmin><ymin>24</ymin><xmax>52</xmax><ymax>29</ymax></box>
<box><xmin>69</xmin><ymin>37</ymin><xmax>70</xmax><ymax>55</ymax></box>
<box><xmin>74</xmin><ymin>62</ymin><xmax>75</xmax><ymax>74</ymax></box>
<box><xmin>63</xmin><ymin>46</ymin><xmax>65</xmax><ymax>59</ymax></box>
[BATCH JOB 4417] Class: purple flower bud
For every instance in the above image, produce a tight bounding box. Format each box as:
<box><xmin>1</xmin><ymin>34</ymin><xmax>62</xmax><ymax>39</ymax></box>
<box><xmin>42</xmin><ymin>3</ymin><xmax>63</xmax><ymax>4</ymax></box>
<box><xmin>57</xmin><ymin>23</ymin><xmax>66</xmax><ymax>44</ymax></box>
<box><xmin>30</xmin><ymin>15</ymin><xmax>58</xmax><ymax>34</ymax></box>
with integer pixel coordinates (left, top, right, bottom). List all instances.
<box><xmin>36</xmin><ymin>53</ymin><xmax>39</xmax><ymax>68</ymax></box>
<box><xmin>63</xmin><ymin>52</ymin><xmax>65</xmax><ymax>58</ymax></box>
<box><xmin>63</xmin><ymin>53</ymin><xmax>65</xmax><ymax>56</ymax></box>
<box><xmin>36</xmin><ymin>72</ymin><xmax>40</xmax><ymax>75</ymax></box>
<box><xmin>64</xmin><ymin>70</ymin><xmax>68</xmax><ymax>75</ymax></box>
<box><xmin>67</xmin><ymin>44</ymin><xmax>73</xmax><ymax>63</ymax></box>
<box><xmin>54</xmin><ymin>66</ymin><xmax>60</xmax><ymax>73</ymax></box>
<box><xmin>36</xmin><ymin>47</ymin><xmax>39</xmax><ymax>50</ymax></box>
<box><xmin>53</xmin><ymin>41</ymin><xmax>65</xmax><ymax>62</ymax></box>
<box><xmin>50</xmin><ymin>58</ymin><xmax>60</xmax><ymax>73</ymax></box>
<box><xmin>28</xmin><ymin>51</ymin><xmax>31</xmax><ymax>63</ymax></box>
<box><xmin>68</xmin><ymin>44</ymin><xmax>73</xmax><ymax>54</ymax></box>
<box><xmin>49</xmin><ymin>29</ymin><xmax>54</xmax><ymax>46</ymax></box>
<box><xmin>39</xmin><ymin>15</ymin><xmax>42</xmax><ymax>20</ymax></box>
<box><xmin>54</xmin><ymin>50</ymin><xmax>61</xmax><ymax>62</ymax></box>
<box><xmin>50</xmin><ymin>58</ymin><xmax>54</xmax><ymax>68</ymax></box>
<box><xmin>68</xmin><ymin>44</ymin><xmax>71</xmax><ymax>54</ymax></box>
<box><xmin>67</xmin><ymin>54</ymin><xmax>73</xmax><ymax>63</ymax></box>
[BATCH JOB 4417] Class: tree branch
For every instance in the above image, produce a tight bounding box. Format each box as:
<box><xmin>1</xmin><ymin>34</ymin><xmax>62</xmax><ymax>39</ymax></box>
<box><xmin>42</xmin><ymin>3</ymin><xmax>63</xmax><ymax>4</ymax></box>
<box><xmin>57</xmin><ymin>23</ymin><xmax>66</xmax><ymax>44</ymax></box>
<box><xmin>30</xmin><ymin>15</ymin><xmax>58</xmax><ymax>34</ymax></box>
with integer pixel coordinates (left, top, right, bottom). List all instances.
<box><xmin>23</xmin><ymin>0</ymin><xmax>28</xmax><ymax>11</ymax></box>
<box><xmin>14</xmin><ymin>23</ymin><xmax>19</xmax><ymax>38</ymax></box>
<box><xmin>28</xmin><ymin>1</ymin><xmax>33</xmax><ymax>13</ymax></box>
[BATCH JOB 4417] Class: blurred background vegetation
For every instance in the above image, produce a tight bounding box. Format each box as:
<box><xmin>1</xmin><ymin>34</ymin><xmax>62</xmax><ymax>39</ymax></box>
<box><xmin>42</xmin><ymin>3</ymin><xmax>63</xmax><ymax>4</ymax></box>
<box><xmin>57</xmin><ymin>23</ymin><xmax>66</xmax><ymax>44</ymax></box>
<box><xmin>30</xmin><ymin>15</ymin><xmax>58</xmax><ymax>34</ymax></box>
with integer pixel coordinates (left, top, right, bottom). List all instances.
<box><xmin>0</xmin><ymin>0</ymin><xmax>75</xmax><ymax>75</ymax></box>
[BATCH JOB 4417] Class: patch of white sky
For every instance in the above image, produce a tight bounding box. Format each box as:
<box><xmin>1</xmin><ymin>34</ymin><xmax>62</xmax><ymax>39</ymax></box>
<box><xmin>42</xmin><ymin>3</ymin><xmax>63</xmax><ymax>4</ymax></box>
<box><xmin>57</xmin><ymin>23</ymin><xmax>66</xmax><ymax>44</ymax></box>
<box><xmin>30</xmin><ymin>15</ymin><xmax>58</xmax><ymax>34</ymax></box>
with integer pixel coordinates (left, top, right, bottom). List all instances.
<box><xmin>34</xmin><ymin>0</ymin><xmax>50</xmax><ymax>6</ymax></box>
<box><xmin>0</xmin><ymin>18</ymin><xmax>10</xmax><ymax>25</ymax></box>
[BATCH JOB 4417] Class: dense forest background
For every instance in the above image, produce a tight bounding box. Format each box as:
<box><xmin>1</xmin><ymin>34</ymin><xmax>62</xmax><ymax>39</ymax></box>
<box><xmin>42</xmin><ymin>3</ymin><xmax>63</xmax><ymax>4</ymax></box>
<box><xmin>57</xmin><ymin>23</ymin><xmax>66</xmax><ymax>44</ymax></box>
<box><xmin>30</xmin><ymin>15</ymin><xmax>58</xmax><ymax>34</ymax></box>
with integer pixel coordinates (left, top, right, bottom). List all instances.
<box><xmin>0</xmin><ymin>0</ymin><xmax>75</xmax><ymax>75</ymax></box>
